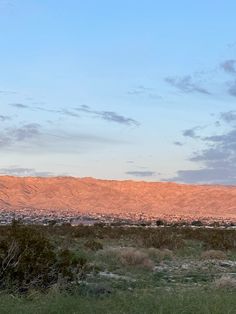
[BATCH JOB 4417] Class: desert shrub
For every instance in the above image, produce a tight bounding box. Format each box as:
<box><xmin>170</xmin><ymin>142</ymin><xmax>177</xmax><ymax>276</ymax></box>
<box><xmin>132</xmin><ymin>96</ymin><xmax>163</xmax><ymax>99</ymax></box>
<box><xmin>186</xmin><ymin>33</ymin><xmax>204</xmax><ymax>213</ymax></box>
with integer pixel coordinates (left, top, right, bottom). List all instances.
<box><xmin>209</xmin><ymin>221</ymin><xmax>220</xmax><ymax>227</ymax></box>
<box><xmin>0</xmin><ymin>222</ymin><xmax>87</xmax><ymax>293</ymax></box>
<box><xmin>94</xmin><ymin>222</ymin><xmax>106</xmax><ymax>227</ymax></box>
<box><xmin>182</xmin><ymin>228</ymin><xmax>236</xmax><ymax>250</ymax></box>
<box><xmin>147</xmin><ymin>248</ymin><xmax>174</xmax><ymax>261</ymax></box>
<box><xmin>156</xmin><ymin>220</ymin><xmax>165</xmax><ymax>226</ymax></box>
<box><xmin>0</xmin><ymin>223</ymin><xmax>56</xmax><ymax>291</ymax></box>
<box><xmin>142</xmin><ymin>229</ymin><xmax>184</xmax><ymax>250</ymax></box>
<box><xmin>214</xmin><ymin>275</ymin><xmax>236</xmax><ymax>290</ymax></box>
<box><xmin>48</xmin><ymin>220</ymin><xmax>57</xmax><ymax>226</ymax></box>
<box><xmin>82</xmin><ymin>225</ymin><xmax>236</xmax><ymax>252</ymax></box>
<box><xmin>73</xmin><ymin>225</ymin><xmax>104</xmax><ymax>239</ymax></box>
<box><xmin>201</xmin><ymin>250</ymin><xmax>227</xmax><ymax>260</ymax></box>
<box><xmin>203</xmin><ymin>230</ymin><xmax>236</xmax><ymax>250</ymax></box>
<box><xmin>191</xmin><ymin>220</ymin><xmax>204</xmax><ymax>226</ymax></box>
<box><xmin>119</xmin><ymin>248</ymin><xmax>154</xmax><ymax>269</ymax></box>
<box><xmin>84</xmin><ymin>239</ymin><xmax>103</xmax><ymax>251</ymax></box>
<box><xmin>57</xmin><ymin>249</ymin><xmax>87</xmax><ymax>280</ymax></box>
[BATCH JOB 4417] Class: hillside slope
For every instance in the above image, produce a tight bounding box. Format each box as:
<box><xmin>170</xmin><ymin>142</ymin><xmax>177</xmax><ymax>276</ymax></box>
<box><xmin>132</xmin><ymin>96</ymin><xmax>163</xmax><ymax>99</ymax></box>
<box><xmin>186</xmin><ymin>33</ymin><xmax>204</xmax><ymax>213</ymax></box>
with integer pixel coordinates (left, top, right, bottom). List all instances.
<box><xmin>0</xmin><ymin>176</ymin><xmax>236</xmax><ymax>220</ymax></box>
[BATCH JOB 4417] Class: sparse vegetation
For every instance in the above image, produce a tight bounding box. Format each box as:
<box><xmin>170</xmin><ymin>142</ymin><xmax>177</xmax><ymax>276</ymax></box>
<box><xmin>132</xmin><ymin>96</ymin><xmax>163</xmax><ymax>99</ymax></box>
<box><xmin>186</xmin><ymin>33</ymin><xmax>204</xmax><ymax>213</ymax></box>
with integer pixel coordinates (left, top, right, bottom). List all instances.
<box><xmin>84</xmin><ymin>239</ymin><xmax>103</xmax><ymax>251</ymax></box>
<box><xmin>201</xmin><ymin>250</ymin><xmax>227</xmax><ymax>260</ymax></box>
<box><xmin>0</xmin><ymin>221</ymin><xmax>235</xmax><ymax>313</ymax></box>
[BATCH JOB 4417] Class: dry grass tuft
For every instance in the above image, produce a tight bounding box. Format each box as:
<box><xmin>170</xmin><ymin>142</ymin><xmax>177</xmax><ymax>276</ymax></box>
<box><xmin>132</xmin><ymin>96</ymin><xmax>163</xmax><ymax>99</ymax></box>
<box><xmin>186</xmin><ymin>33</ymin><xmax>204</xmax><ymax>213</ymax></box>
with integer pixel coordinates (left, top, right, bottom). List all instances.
<box><xmin>119</xmin><ymin>248</ymin><xmax>154</xmax><ymax>270</ymax></box>
<box><xmin>96</xmin><ymin>247</ymin><xmax>155</xmax><ymax>270</ymax></box>
<box><xmin>214</xmin><ymin>275</ymin><xmax>236</xmax><ymax>290</ymax></box>
<box><xmin>147</xmin><ymin>248</ymin><xmax>174</xmax><ymax>261</ymax></box>
<box><xmin>201</xmin><ymin>250</ymin><xmax>227</xmax><ymax>260</ymax></box>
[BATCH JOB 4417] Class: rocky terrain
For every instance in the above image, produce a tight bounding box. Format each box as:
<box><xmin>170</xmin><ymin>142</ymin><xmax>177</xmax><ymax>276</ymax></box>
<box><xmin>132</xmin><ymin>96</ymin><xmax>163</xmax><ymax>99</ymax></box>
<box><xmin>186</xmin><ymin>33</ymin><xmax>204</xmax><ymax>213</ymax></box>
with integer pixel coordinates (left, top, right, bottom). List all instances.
<box><xmin>0</xmin><ymin>176</ymin><xmax>236</xmax><ymax>222</ymax></box>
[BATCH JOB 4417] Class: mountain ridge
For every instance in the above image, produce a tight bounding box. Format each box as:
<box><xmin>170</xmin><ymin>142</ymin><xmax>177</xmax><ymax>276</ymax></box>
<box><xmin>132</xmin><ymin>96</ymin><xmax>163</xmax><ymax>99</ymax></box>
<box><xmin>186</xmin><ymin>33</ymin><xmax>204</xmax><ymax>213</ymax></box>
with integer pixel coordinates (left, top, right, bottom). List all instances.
<box><xmin>0</xmin><ymin>175</ymin><xmax>236</xmax><ymax>221</ymax></box>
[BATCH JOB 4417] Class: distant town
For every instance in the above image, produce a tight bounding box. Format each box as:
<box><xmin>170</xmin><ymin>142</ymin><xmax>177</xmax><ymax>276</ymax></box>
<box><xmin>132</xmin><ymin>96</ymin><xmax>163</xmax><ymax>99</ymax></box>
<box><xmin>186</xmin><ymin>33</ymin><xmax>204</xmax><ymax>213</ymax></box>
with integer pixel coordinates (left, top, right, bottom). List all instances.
<box><xmin>0</xmin><ymin>208</ymin><xmax>235</xmax><ymax>228</ymax></box>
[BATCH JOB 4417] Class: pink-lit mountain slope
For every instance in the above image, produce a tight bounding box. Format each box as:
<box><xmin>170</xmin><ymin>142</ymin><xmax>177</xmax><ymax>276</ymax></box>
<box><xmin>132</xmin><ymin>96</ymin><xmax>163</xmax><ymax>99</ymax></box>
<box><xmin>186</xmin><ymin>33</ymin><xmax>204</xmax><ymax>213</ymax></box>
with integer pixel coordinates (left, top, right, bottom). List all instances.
<box><xmin>0</xmin><ymin>176</ymin><xmax>236</xmax><ymax>221</ymax></box>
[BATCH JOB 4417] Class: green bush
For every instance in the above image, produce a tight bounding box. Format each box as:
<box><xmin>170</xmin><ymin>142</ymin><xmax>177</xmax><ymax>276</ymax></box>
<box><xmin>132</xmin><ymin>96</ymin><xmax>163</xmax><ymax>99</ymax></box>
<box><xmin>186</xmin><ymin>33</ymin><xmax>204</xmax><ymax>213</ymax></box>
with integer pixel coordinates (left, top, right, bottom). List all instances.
<box><xmin>0</xmin><ymin>222</ymin><xmax>87</xmax><ymax>293</ymax></box>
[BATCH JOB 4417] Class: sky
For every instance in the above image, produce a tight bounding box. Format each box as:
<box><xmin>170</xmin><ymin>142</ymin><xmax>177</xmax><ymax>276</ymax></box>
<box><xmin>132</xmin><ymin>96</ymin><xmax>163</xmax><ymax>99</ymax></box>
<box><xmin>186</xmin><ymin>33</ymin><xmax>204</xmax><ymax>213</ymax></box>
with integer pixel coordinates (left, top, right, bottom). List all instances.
<box><xmin>1</xmin><ymin>0</ymin><xmax>236</xmax><ymax>184</ymax></box>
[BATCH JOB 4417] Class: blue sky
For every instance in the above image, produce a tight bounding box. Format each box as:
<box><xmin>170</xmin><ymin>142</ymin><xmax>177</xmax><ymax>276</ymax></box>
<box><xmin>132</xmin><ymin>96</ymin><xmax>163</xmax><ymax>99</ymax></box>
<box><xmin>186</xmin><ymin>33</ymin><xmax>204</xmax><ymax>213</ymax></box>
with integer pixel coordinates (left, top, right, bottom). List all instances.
<box><xmin>1</xmin><ymin>0</ymin><xmax>236</xmax><ymax>184</ymax></box>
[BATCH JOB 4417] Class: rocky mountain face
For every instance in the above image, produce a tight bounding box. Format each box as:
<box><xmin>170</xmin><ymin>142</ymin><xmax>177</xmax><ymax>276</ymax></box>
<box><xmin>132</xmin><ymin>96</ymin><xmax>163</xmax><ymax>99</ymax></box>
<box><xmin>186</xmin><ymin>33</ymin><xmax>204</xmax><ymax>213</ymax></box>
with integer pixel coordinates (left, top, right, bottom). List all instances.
<box><xmin>0</xmin><ymin>176</ymin><xmax>236</xmax><ymax>221</ymax></box>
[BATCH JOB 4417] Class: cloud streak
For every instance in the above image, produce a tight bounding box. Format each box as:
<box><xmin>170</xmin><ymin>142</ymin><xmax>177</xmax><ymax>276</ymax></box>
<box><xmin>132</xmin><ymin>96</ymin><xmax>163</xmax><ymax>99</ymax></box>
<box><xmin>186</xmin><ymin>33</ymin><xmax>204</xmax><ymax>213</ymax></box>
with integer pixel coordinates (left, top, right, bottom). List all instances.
<box><xmin>165</xmin><ymin>75</ymin><xmax>210</xmax><ymax>95</ymax></box>
<box><xmin>9</xmin><ymin>103</ymin><xmax>29</xmax><ymax>109</ymax></box>
<box><xmin>9</xmin><ymin>103</ymin><xmax>80</xmax><ymax>118</ymax></box>
<box><xmin>0</xmin><ymin>115</ymin><xmax>11</xmax><ymax>121</ymax></box>
<box><xmin>75</xmin><ymin>105</ymin><xmax>140</xmax><ymax>126</ymax></box>
<box><xmin>9</xmin><ymin>103</ymin><xmax>138</xmax><ymax>126</ymax></box>
<box><xmin>0</xmin><ymin>90</ymin><xmax>17</xmax><ymax>95</ymax></box>
<box><xmin>0</xmin><ymin>166</ymin><xmax>53</xmax><ymax>177</ymax></box>
<box><xmin>126</xmin><ymin>170</ymin><xmax>155</xmax><ymax>177</ymax></box>
<box><xmin>127</xmin><ymin>85</ymin><xmax>161</xmax><ymax>99</ymax></box>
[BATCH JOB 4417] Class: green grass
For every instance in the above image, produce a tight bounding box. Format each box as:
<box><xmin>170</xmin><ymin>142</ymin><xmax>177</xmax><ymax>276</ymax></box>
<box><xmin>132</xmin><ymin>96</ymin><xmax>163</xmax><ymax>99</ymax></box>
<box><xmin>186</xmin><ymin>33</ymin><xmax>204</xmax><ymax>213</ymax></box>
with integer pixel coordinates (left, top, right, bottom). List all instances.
<box><xmin>0</xmin><ymin>288</ymin><xmax>235</xmax><ymax>314</ymax></box>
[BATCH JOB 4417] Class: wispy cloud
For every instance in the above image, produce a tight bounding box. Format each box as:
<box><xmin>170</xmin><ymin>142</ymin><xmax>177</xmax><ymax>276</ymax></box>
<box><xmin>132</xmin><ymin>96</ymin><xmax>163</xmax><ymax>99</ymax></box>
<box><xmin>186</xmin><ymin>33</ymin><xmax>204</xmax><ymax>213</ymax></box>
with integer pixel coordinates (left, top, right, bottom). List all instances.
<box><xmin>0</xmin><ymin>90</ymin><xmax>17</xmax><ymax>95</ymax></box>
<box><xmin>126</xmin><ymin>170</ymin><xmax>155</xmax><ymax>177</ymax></box>
<box><xmin>10</xmin><ymin>123</ymin><xmax>41</xmax><ymax>141</ymax></box>
<box><xmin>165</xmin><ymin>75</ymin><xmax>210</xmax><ymax>95</ymax></box>
<box><xmin>127</xmin><ymin>85</ymin><xmax>161</xmax><ymax>99</ymax></box>
<box><xmin>9</xmin><ymin>103</ymin><xmax>80</xmax><ymax>118</ymax></box>
<box><xmin>182</xmin><ymin>127</ymin><xmax>201</xmax><ymax>139</ymax></box>
<box><xmin>60</xmin><ymin>109</ymin><xmax>80</xmax><ymax>118</ymax></box>
<box><xmin>0</xmin><ymin>166</ymin><xmax>53</xmax><ymax>177</ymax></box>
<box><xmin>8</xmin><ymin>97</ymin><xmax>140</xmax><ymax>127</ymax></box>
<box><xmin>34</xmin><ymin>106</ymin><xmax>80</xmax><ymax>118</ymax></box>
<box><xmin>165</xmin><ymin>168</ymin><xmax>236</xmax><ymax>185</ymax></box>
<box><xmin>9</xmin><ymin>103</ymin><xmax>29</xmax><ymax>109</ymax></box>
<box><xmin>166</xmin><ymin>111</ymin><xmax>236</xmax><ymax>184</ymax></box>
<box><xmin>220</xmin><ymin>111</ymin><xmax>236</xmax><ymax>124</ymax></box>
<box><xmin>228</xmin><ymin>80</ymin><xmax>236</xmax><ymax>97</ymax></box>
<box><xmin>173</xmin><ymin>141</ymin><xmax>183</xmax><ymax>146</ymax></box>
<box><xmin>0</xmin><ymin>121</ymin><xmax>125</xmax><ymax>155</ymax></box>
<box><xmin>75</xmin><ymin>105</ymin><xmax>140</xmax><ymax>126</ymax></box>
<box><xmin>221</xmin><ymin>59</ymin><xmax>236</xmax><ymax>74</ymax></box>
<box><xmin>0</xmin><ymin>123</ymin><xmax>42</xmax><ymax>148</ymax></box>
<box><xmin>219</xmin><ymin>60</ymin><xmax>236</xmax><ymax>97</ymax></box>
<box><xmin>0</xmin><ymin>115</ymin><xmax>11</xmax><ymax>121</ymax></box>
<box><xmin>227</xmin><ymin>41</ymin><xmax>236</xmax><ymax>49</ymax></box>
<box><xmin>127</xmin><ymin>85</ymin><xmax>152</xmax><ymax>95</ymax></box>
<box><xmin>9</xmin><ymin>102</ymin><xmax>137</xmax><ymax>125</ymax></box>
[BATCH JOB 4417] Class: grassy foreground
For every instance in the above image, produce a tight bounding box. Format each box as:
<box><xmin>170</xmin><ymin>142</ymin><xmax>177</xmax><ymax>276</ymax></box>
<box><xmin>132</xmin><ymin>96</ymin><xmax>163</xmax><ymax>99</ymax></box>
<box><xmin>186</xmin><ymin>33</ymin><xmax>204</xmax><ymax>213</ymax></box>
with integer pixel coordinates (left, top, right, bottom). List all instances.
<box><xmin>0</xmin><ymin>223</ymin><xmax>235</xmax><ymax>313</ymax></box>
<box><xmin>0</xmin><ymin>288</ymin><xmax>236</xmax><ymax>314</ymax></box>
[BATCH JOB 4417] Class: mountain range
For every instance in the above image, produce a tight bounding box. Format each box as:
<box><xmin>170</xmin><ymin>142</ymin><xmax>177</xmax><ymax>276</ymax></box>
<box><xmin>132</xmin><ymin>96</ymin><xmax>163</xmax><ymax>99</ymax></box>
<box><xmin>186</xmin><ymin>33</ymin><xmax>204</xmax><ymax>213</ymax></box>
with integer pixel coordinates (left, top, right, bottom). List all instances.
<box><xmin>0</xmin><ymin>176</ymin><xmax>236</xmax><ymax>221</ymax></box>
